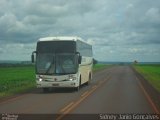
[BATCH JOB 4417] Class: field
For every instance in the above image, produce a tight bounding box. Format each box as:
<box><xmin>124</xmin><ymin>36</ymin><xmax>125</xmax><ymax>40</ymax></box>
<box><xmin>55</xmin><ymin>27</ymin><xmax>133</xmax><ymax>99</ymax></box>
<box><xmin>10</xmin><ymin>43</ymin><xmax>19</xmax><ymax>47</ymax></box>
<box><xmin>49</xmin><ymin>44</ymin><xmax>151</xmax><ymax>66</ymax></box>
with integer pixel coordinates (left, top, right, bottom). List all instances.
<box><xmin>134</xmin><ymin>64</ymin><xmax>160</xmax><ymax>92</ymax></box>
<box><xmin>0</xmin><ymin>66</ymin><xmax>35</xmax><ymax>97</ymax></box>
<box><xmin>0</xmin><ymin>64</ymin><xmax>108</xmax><ymax>98</ymax></box>
<box><xmin>93</xmin><ymin>64</ymin><xmax>109</xmax><ymax>72</ymax></box>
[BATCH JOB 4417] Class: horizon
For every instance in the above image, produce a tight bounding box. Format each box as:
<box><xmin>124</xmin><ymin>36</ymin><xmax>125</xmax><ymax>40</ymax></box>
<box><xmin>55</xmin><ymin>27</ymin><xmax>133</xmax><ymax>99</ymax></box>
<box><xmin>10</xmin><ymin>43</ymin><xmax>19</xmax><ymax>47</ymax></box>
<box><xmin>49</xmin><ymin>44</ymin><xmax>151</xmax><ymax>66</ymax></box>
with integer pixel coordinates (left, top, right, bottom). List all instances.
<box><xmin>0</xmin><ymin>60</ymin><xmax>160</xmax><ymax>64</ymax></box>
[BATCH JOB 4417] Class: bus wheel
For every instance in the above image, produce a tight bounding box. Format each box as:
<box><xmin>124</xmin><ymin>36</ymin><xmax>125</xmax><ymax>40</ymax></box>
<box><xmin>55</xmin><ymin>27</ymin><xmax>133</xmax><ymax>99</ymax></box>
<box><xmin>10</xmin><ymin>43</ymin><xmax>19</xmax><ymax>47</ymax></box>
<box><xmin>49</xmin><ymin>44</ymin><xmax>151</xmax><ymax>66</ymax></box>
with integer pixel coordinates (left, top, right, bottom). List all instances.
<box><xmin>76</xmin><ymin>77</ymin><xmax>81</xmax><ymax>91</ymax></box>
<box><xmin>86</xmin><ymin>74</ymin><xmax>91</xmax><ymax>86</ymax></box>
<box><xmin>75</xmin><ymin>86</ymin><xmax>79</xmax><ymax>91</ymax></box>
<box><xmin>43</xmin><ymin>88</ymin><xmax>49</xmax><ymax>93</ymax></box>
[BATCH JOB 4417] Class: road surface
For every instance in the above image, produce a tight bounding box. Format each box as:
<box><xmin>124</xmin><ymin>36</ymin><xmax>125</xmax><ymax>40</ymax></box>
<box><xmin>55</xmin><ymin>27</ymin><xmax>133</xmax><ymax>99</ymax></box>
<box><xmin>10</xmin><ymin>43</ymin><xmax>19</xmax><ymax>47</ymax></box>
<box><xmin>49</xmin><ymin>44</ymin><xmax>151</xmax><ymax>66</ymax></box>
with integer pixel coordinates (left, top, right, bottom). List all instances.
<box><xmin>0</xmin><ymin>65</ymin><xmax>159</xmax><ymax>120</ymax></box>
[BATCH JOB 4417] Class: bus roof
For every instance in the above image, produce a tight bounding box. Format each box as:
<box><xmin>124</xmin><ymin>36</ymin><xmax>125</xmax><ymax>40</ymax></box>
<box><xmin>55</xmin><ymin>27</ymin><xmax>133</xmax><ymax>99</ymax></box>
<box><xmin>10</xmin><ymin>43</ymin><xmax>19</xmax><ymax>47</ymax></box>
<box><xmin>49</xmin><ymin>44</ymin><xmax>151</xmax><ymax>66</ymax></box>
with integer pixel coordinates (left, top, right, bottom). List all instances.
<box><xmin>38</xmin><ymin>36</ymin><xmax>91</xmax><ymax>45</ymax></box>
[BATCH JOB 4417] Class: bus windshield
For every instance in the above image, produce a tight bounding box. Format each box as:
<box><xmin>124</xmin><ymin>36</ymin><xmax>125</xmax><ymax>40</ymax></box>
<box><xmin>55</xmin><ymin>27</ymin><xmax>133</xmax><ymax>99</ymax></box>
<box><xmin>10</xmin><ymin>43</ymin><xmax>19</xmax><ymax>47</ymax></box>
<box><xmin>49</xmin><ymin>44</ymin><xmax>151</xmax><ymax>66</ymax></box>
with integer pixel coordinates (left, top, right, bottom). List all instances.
<box><xmin>56</xmin><ymin>54</ymin><xmax>77</xmax><ymax>74</ymax></box>
<box><xmin>36</xmin><ymin>53</ymin><xmax>77</xmax><ymax>75</ymax></box>
<box><xmin>36</xmin><ymin>53</ymin><xmax>55</xmax><ymax>74</ymax></box>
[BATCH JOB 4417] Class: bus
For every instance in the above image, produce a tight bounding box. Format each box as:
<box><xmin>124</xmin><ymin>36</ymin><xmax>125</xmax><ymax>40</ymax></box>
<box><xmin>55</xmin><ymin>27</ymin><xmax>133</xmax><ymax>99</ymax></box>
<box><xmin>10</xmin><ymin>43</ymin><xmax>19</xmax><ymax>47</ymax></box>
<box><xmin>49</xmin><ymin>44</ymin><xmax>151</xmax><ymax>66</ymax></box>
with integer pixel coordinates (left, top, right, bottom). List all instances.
<box><xmin>31</xmin><ymin>36</ymin><xmax>93</xmax><ymax>92</ymax></box>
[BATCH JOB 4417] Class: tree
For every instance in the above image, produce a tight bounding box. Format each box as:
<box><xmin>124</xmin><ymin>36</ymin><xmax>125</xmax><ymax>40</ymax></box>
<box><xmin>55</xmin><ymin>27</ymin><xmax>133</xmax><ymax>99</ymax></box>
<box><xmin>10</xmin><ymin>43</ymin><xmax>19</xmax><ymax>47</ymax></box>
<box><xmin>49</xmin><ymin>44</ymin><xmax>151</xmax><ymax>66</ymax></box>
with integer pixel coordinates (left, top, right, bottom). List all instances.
<box><xmin>134</xmin><ymin>60</ymin><xmax>138</xmax><ymax>64</ymax></box>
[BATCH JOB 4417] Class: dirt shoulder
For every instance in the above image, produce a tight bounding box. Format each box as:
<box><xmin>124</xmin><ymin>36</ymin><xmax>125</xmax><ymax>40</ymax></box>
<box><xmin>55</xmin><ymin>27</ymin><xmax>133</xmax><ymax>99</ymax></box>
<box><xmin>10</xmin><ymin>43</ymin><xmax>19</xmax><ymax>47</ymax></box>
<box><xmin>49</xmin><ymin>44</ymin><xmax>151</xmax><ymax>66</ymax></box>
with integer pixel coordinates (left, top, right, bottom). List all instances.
<box><xmin>131</xmin><ymin>66</ymin><xmax>160</xmax><ymax>113</ymax></box>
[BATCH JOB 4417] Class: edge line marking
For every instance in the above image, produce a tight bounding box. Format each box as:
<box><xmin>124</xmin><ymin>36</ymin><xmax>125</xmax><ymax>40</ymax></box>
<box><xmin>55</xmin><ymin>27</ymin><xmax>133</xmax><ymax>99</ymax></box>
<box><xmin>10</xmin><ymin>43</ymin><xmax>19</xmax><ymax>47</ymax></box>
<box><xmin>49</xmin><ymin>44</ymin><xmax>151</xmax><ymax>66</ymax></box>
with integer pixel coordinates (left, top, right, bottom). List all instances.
<box><xmin>136</xmin><ymin>77</ymin><xmax>159</xmax><ymax>114</ymax></box>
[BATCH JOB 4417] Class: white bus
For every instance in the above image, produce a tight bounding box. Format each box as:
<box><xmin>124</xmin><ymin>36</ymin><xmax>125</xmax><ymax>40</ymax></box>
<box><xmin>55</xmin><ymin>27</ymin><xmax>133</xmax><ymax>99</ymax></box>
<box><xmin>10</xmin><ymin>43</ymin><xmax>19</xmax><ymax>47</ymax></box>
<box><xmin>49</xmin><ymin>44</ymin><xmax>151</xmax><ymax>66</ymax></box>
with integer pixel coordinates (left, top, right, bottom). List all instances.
<box><xmin>32</xmin><ymin>36</ymin><xmax>93</xmax><ymax>92</ymax></box>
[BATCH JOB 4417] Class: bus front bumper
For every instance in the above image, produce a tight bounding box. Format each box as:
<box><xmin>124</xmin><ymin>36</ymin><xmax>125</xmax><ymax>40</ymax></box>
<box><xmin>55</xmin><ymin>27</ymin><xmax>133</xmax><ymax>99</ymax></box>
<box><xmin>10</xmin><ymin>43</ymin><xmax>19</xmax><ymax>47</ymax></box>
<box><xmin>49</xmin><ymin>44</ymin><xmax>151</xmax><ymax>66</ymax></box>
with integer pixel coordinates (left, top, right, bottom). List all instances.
<box><xmin>36</xmin><ymin>81</ymin><xmax>78</xmax><ymax>88</ymax></box>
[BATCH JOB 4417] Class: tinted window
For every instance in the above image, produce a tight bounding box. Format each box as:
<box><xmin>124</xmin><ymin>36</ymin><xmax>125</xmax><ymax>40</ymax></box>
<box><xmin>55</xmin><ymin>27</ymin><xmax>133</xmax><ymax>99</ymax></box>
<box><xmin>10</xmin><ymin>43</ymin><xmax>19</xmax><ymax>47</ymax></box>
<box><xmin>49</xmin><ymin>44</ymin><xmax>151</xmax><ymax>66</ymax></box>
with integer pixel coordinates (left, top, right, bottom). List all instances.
<box><xmin>37</xmin><ymin>41</ymin><xmax>76</xmax><ymax>53</ymax></box>
<box><xmin>77</xmin><ymin>40</ymin><xmax>92</xmax><ymax>57</ymax></box>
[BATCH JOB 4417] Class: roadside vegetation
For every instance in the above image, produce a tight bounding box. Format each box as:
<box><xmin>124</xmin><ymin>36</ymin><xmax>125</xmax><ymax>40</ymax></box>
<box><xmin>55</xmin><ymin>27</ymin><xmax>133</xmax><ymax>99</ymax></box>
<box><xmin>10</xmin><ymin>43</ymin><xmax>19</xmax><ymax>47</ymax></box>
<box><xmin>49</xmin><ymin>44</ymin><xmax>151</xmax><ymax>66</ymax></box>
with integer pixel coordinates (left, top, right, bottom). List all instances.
<box><xmin>134</xmin><ymin>64</ymin><xmax>160</xmax><ymax>92</ymax></box>
<box><xmin>0</xmin><ymin>64</ymin><xmax>108</xmax><ymax>98</ymax></box>
<box><xmin>0</xmin><ymin>65</ymin><xmax>35</xmax><ymax>97</ymax></box>
<box><xmin>93</xmin><ymin>64</ymin><xmax>109</xmax><ymax>72</ymax></box>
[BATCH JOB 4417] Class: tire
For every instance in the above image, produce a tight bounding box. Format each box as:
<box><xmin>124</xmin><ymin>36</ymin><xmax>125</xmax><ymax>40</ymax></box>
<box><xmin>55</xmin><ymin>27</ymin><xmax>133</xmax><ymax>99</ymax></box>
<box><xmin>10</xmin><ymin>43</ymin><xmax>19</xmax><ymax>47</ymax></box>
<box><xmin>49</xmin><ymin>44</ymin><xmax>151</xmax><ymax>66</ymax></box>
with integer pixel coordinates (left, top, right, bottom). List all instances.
<box><xmin>76</xmin><ymin>76</ymin><xmax>81</xmax><ymax>91</ymax></box>
<box><xmin>75</xmin><ymin>86</ymin><xmax>79</xmax><ymax>91</ymax></box>
<box><xmin>86</xmin><ymin>74</ymin><xmax>91</xmax><ymax>86</ymax></box>
<box><xmin>43</xmin><ymin>88</ymin><xmax>49</xmax><ymax>93</ymax></box>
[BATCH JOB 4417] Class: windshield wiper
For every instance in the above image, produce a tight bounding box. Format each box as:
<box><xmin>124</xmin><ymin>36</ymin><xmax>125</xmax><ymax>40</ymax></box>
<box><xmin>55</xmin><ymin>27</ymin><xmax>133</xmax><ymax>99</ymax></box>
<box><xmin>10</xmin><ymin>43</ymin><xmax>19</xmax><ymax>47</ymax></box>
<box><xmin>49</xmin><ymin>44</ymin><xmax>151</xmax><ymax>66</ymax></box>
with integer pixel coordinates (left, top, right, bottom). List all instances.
<box><xmin>45</xmin><ymin>57</ymin><xmax>55</xmax><ymax>74</ymax></box>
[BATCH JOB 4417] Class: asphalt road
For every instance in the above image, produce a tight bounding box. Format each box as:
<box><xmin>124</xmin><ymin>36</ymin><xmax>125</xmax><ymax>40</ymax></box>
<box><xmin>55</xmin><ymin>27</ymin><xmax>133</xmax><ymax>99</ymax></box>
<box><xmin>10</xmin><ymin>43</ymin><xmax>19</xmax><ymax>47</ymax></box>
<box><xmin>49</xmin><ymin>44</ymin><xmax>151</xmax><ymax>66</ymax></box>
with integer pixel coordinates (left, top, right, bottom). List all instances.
<box><xmin>0</xmin><ymin>65</ymin><xmax>159</xmax><ymax>119</ymax></box>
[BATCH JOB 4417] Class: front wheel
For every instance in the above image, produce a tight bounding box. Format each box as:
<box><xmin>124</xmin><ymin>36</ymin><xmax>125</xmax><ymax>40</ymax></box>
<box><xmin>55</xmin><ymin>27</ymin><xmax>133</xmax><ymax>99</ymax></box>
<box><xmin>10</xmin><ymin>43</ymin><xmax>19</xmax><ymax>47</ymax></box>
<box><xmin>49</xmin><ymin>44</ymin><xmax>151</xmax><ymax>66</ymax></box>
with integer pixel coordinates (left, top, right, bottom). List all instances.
<box><xmin>75</xmin><ymin>86</ymin><xmax>79</xmax><ymax>91</ymax></box>
<box><xmin>86</xmin><ymin>74</ymin><xmax>91</xmax><ymax>86</ymax></box>
<box><xmin>75</xmin><ymin>77</ymin><xmax>81</xmax><ymax>91</ymax></box>
<box><xmin>43</xmin><ymin>88</ymin><xmax>49</xmax><ymax>93</ymax></box>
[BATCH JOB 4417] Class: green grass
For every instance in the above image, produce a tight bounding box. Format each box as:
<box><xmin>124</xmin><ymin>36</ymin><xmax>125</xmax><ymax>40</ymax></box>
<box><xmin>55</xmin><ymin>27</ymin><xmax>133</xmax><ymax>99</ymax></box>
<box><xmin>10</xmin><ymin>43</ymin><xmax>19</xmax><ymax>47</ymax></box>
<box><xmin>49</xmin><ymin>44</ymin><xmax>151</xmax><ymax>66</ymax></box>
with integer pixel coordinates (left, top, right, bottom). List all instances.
<box><xmin>0</xmin><ymin>64</ymin><xmax>108</xmax><ymax>98</ymax></box>
<box><xmin>0</xmin><ymin>66</ymin><xmax>36</xmax><ymax>97</ymax></box>
<box><xmin>134</xmin><ymin>64</ymin><xmax>160</xmax><ymax>92</ymax></box>
<box><xmin>93</xmin><ymin>64</ymin><xmax>109</xmax><ymax>72</ymax></box>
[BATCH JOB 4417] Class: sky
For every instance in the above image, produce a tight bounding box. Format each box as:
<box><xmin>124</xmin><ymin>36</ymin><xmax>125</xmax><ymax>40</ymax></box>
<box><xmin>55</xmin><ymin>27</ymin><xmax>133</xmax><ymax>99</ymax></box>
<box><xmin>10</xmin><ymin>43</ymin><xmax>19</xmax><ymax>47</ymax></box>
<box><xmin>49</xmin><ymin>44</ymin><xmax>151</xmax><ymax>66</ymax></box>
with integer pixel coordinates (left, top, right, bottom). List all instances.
<box><xmin>0</xmin><ymin>0</ymin><xmax>160</xmax><ymax>62</ymax></box>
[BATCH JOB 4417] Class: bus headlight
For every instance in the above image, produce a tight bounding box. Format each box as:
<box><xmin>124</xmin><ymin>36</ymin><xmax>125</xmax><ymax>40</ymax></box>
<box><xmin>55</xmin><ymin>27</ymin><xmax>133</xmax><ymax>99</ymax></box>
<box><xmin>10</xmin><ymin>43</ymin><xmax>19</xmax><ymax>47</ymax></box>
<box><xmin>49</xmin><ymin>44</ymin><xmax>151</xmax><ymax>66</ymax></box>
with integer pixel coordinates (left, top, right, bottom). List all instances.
<box><xmin>69</xmin><ymin>78</ymin><xmax>76</xmax><ymax>81</ymax></box>
<box><xmin>39</xmin><ymin>78</ymin><xmax>43</xmax><ymax>81</ymax></box>
<box><xmin>68</xmin><ymin>75</ymin><xmax>76</xmax><ymax>81</ymax></box>
<box><xmin>38</xmin><ymin>75</ymin><xmax>43</xmax><ymax>81</ymax></box>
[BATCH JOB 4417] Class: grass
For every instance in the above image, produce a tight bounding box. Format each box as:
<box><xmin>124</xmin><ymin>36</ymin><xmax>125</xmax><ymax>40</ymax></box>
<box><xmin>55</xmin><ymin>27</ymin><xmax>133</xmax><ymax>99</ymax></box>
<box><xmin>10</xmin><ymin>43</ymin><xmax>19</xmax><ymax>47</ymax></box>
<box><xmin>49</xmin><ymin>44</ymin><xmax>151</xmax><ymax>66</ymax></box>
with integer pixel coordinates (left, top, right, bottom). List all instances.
<box><xmin>0</xmin><ymin>64</ymin><xmax>108</xmax><ymax>98</ymax></box>
<box><xmin>0</xmin><ymin>66</ymin><xmax>36</xmax><ymax>97</ymax></box>
<box><xmin>134</xmin><ymin>64</ymin><xmax>160</xmax><ymax>92</ymax></box>
<box><xmin>93</xmin><ymin>64</ymin><xmax>109</xmax><ymax>72</ymax></box>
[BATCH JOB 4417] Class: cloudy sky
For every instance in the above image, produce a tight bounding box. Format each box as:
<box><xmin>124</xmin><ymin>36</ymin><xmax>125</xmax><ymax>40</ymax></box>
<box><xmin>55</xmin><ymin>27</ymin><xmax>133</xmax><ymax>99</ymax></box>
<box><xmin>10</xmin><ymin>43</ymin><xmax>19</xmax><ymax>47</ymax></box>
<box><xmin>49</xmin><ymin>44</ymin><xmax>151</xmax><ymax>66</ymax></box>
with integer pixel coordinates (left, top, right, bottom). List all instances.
<box><xmin>0</xmin><ymin>0</ymin><xmax>160</xmax><ymax>62</ymax></box>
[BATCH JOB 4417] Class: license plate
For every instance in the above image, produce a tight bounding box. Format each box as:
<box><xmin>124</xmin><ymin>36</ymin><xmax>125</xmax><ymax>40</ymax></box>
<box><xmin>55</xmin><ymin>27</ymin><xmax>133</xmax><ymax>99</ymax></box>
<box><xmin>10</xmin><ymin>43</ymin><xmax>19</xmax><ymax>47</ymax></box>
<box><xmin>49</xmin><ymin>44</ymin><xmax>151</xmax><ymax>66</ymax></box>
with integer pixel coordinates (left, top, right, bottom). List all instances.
<box><xmin>52</xmin><ymin>83</ymin><xmax>59</xmax><ymax>86</ymax></box>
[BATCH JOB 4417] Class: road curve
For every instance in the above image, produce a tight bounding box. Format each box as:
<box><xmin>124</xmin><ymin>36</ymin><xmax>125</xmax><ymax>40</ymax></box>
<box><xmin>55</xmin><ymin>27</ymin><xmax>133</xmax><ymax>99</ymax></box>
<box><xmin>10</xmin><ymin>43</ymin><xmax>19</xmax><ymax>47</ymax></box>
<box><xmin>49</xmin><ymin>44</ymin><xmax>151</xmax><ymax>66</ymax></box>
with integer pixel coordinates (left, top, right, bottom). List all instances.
<box><xmin>0</xmin><ymin>65</ymin><xmax>159</xmax><ymax>119</ymax></box>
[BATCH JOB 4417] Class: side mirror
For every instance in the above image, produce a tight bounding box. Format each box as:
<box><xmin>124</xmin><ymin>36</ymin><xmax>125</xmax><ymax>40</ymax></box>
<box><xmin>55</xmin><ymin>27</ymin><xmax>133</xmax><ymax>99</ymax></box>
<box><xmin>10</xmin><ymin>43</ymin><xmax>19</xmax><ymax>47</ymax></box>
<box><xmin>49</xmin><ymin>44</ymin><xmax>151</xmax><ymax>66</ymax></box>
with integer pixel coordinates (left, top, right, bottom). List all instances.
<box><xmin>76</xmin><ymin>52</ymin><xmax>82</xmax><ymax>64</ymax></box>
<box><xmin>78</xmin><ymin>56</ymin><xmax>82</xmax><ymax>64</ymax></box>
<box><xmin>31</xmin><ymin>54</ymin><xmax>34</xmax><ymax>63</ymax></box>
<box><xmin>31</xmin><ymin>51</ymin><xmax>36</xmax><ymax>63</ymax></box>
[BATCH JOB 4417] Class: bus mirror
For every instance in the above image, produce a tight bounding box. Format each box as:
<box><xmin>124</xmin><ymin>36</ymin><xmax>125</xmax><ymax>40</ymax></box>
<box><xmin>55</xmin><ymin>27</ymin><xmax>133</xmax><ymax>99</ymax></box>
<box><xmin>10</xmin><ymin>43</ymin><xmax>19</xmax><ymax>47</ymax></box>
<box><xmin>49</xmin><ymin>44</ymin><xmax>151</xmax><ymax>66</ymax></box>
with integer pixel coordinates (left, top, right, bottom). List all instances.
<box><xmin>78</xmin><ymin>56</ymin><xmax>82</xmax><ymax>64</ymax></box>
<box><xmin>76</xmin><ymin>52</ymin><xmax>81</xmax><ymax>64</ymax></box>
<box><xmin>76</xmin><ymin>52</ymin><xmax>80</xmax><ymax>55</ymax></box>
<box><xmin>31</xmin><ymin>51</ymin><xmax>36</xmax><ymax>63</ymax></box>
<box><xmin>31</xmin><ymin>54</ymin><xmax>34</xmax><ymax>63</ymax></box>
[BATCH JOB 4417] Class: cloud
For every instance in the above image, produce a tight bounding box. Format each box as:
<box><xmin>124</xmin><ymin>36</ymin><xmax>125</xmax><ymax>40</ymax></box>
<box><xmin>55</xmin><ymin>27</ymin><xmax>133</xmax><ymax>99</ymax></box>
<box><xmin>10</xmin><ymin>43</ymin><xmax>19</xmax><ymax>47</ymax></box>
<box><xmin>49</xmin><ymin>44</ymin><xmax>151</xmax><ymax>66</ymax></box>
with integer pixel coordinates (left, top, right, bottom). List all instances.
<box><xmin>0</xmin><ymin>0</ymin><xmax>160</xmax><ymax>61</ymax></box>
<box><xmin>145</xmin><ymin>7</ymin><xmax>160</xmax><ymax>23</ymax></box>
<box><xmin>0</xmin><ymin>48</ymin><xmax>4</xmax><ymax>54</ymax></box>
